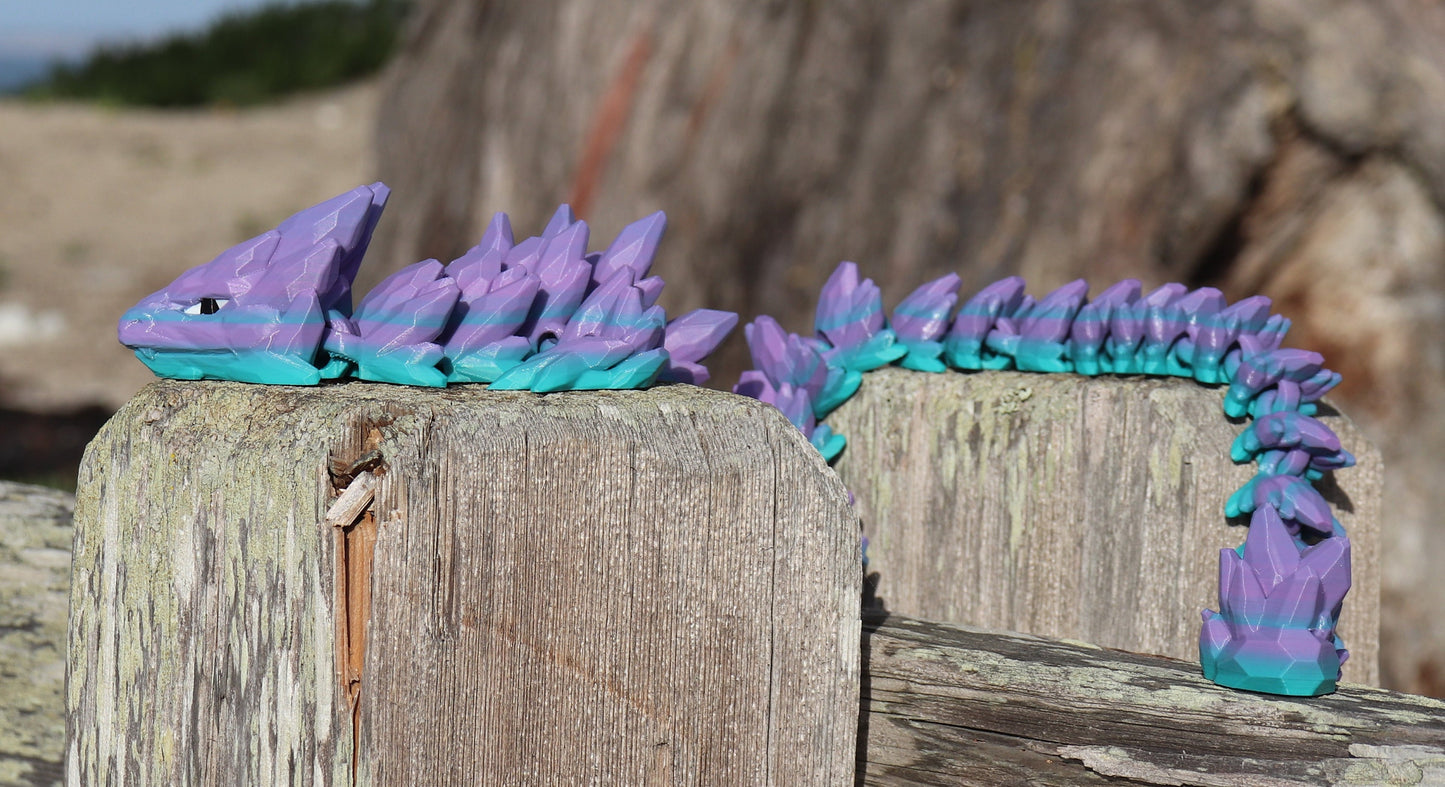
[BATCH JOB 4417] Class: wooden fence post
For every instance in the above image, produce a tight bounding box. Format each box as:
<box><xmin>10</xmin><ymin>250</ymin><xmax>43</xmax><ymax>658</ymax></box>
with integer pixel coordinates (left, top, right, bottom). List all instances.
<box><xmin>68</xmin><ymin>380</ymin><xmax>860</xmax><ymax>785</ymax></box>
<box><xmin>828</xmin><ymin>367</ymin><xmax>1382</xmax><ymax>685</ymax></box>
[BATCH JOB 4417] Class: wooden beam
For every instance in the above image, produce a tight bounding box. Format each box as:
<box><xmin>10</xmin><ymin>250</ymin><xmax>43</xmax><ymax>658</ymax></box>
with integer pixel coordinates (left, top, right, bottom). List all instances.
<box><xmin>829</xmin><ymin>368</ymin><xmax>1383</xmax><ymax>685</ymax></box>
<box><xmin>860</xmin><ymin>613</ymin><xmax>1445</xmax><ymax>786</ymax></box>
<box><xmin>0</xmin><ymin>481</ymin><xmax>71</xmax><ymax>787</ymax></box>
<box><xmin>69</xmin><ymin>380</ymin><xmax>861</xmax><ymax>784</ymax></box>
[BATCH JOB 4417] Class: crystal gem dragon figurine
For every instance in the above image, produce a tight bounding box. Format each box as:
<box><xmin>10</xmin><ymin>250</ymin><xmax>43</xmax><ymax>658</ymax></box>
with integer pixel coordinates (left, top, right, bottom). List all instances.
<box><xmin>118</xmin><ymin>183</ymin><xmax>738</xmax><ymax>391</ymax></box>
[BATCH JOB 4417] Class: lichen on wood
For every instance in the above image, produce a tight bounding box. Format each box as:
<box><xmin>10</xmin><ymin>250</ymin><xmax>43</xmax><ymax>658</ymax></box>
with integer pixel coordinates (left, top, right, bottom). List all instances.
<box><xmin>860</xmin><ymin>614</ymin><xmax>1445</xmax><ymax>785</ymax></box>
<box><xmin>68</xmin><ymin>379</ymin><xmax>860</xmax><ymax>784</ymax></box>
<box><xmin>829</xmin><ymin>367</ymin><xmax>1382</xmax><ymax>685</ymax></box>
<box><xmin>0</xmin><ymin>482</ymin><xmax>72</xmax><ymax>787</ymax></box>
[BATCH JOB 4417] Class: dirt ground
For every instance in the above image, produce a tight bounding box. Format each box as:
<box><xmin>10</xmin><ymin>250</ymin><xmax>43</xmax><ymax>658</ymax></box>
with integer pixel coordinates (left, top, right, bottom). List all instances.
<box><xmin>0</xmin><ymin>82</ymin><xmax>378</xmax><ymax>414</ymax></box>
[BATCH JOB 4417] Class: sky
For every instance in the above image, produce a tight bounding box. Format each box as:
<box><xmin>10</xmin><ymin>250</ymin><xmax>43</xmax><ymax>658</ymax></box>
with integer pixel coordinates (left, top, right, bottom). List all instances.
<box><xmin>0</xmin><ymin>0</ymin><xmax>305</xmax><ymax>60</ymax></box>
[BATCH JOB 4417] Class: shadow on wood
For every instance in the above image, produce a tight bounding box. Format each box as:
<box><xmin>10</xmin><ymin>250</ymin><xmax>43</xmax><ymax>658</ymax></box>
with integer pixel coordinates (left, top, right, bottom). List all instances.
<box><xmin>0</xmin><ymin>482</ymin><xmax>70</xmax><ymax>787</ymax></box>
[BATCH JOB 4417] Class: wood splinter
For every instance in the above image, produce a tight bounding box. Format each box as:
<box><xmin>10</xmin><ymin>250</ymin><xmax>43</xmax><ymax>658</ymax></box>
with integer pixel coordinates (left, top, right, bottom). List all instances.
<box><xmin>326</xmin><ymin>470</ymin><xmax>377</xmax><ymax>529</ymax></box>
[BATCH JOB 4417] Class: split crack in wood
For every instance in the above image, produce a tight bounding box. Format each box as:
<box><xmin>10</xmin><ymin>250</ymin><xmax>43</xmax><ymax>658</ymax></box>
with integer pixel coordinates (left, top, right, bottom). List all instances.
<box><xmin>327</xmin><ymin>462</ymin><xmax>382</xmax><ymax>782</ymax></box>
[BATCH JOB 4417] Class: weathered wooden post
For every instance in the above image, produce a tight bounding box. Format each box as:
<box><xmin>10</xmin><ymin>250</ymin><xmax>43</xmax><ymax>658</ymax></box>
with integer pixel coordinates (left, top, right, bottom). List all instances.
<box><xmin>828</xmin><ymin>367</ymin><xmax>1382</xmax><ymax>685</ymax></box>
<box><xmin>68</xmin><ymin>380</ymin><xmax>861</xmax><ymax>784</ymax></box>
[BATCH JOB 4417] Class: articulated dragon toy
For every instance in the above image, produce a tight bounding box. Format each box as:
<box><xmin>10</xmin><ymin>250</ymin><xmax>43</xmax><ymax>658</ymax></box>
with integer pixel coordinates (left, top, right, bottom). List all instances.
<box><xmin>118</xmin><ymin>183</ymin><xmax>737</xmax><ymax>391</ymax></box>
<box><xmin>121</xmin><ymin>185</ymin><xmax>1355</xmax><ymax>697</ymax></box>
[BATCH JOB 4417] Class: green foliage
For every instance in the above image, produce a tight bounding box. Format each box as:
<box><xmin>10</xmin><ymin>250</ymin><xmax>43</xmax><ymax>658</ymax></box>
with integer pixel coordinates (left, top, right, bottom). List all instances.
<box><xmin>25</xmin><ymin>0</ymin><xmax>408</xmax><ymax>107</ymax></box>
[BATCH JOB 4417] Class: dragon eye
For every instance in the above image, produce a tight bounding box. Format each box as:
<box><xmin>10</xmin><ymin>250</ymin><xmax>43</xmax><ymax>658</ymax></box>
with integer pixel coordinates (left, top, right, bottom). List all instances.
<box><xmin>182</xmin><ymin>297</ymin><xmax>230</xmax><ymax>315</ymax></box>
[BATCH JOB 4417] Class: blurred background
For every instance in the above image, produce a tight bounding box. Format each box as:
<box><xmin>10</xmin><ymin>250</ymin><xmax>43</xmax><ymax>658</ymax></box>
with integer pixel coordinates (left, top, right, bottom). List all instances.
<box><xmin>1</xmin><ymin>0</ymin><xmax>1442</xmax><ymax>698</ymax></box>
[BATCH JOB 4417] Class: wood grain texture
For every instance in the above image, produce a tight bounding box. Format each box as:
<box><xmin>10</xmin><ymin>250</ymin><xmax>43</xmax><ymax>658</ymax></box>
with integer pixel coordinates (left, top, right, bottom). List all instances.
<box><xmin>0</xmin><ymin>482</ymin><xmax>71</xmax><ymax>787</ymax></box>
<box><xmin>827</xmin><ymin>367</ymin><xmax>1382</xmax><ymax>685</ymax></box>
<box><xmin>859</xmin><ymin>614</ymin><xmax>1445</xmax><ymax>786</ymax></box>
<box><xmin>68</xmin><ymin>380</ymin><xmax>860</xmax><ymax>785</ymax></box>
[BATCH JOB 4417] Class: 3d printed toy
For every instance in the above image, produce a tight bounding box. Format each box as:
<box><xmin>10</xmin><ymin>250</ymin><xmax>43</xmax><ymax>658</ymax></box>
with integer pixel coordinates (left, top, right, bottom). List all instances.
<box><xmin>119</xmin><ymin>184</ymin><xmax>1356</xmax><ymax>697</ymax></box>
<box><xmin>735</xmin><ymin>263</ymin><xmax>1356</xmax><ymax>697</ymax></box>
<box><xmin>118</xmin><ymin>184</ymin><xmax>737</xmax><ymax>391</ymax></box>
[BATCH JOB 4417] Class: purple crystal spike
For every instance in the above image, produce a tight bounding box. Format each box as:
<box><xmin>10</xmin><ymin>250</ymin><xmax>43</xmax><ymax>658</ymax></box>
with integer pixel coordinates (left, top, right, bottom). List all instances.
<box><xmin>636</xmin><ymin>276</ymin><xmax>665</xmax><ymax>309</ymax></box>
<box><xmin>270</xmin><ymin>182</ymin><xmax>389</xmax><ymax>315</ymax></box>
<box><xmin>446</xmin><ymin>212</ymin><xmax>515</xmax><ymax>293</ymax></box>
<box><xmin>1231</xmin><ymin>411</ymin><xmax>1350</xmax><ymax>469</ymax></box>
<box><xmin>1299</xmin><ymin>368</ymin><xmax>1344</xmax><ymax>403</ymax></box>
<box><xmin>1255</xmin><ymin>448</ymin><xmax>1316</xmax><ymax>477</ymax></box>
<box><xmin>734</xmin><ymin>371</ymin><xmax>813</xmax><ymax>436</ymax></box>
<box><xmin>593</xmin><ymin>211</ymin><xmax>665</xmax><ymax>286</ymax></box>
<box><xmin>658</xmin><ymin>309</ymin><xmax>740</xmax><ymax>385</ymax></box>
<box><xmin>1198</xmin><ymin>295</ymin><xmax>1271</xmax><ymax>384</ymax></box>
<box><xmin>1230</xmin><ymin>314</ymin><xmax>1291</xmax><ymax>379</ymax></box>
<box><xmin>503</xmin><ymin>236</ymin><xmax>545</xmax><ymax>271</ymax></box>
<box><xmin>1104</xmin><ymin>290</ymin><xmax>1149</xmax><ymax>374</ymax></box>
<box><xmin>772</xmin><ymin>381</ymin><xmax>818</xmax><ymax>438</ymax></box>
<box><xmin>1139</xmin><ymin>283</ymin><xmax>1189</xmax><ymax>375</ymax></box>
<box><xmin>1306</xmin><ymin>451</ymin><xmax>1355</xmax><ymax>475</ymax></box>
<box><xmin>744</xmin><ymin>315</ymin><xmax>829</xmax><ymax>401</ymax></box>
<box><xmin>814</xmin><ymin>262</ymin><xmax>906</xmax><ymax>371</ymax></box>
<box><xmin>1167</xmin><ymin>287</ymin><xmax>1225</xmax><ymax>378</ymax></box>
<box><xmin>893</xmin><ymin>274</ymin><xmax>960</xmax><ymax>373</ymax></box>
<box><xmin>1299</xmin><ymin>533</ymin><xmax>1352</xmax><ymax>629</ymax></box>
<box><xmin>561</xmin><ymin>269</ymin><xmax>665</xmax><ymax>349</ymax></box>
<box><xmin>1242</xmin><ymin>503</ymin><xmax>1302</xmax><ymax>590</ymax></box>
<box><xmin>734</xmin><ymin>369</ymin><xmax>783</xmax><ymax>410</ymax></box>
<box><xmin>479</xmin><ymin>212</ymin><xmax>515</xmax><ymax>254</ymax></box>
<box><xmin>524</xmin><ymin>219</ymin><xmax>593</xmax><ymax>345</ymax></box>
<box><xmin>441</xmin><ymin>267</ymin><xmax>541</xmax><ymax>382</ymax></box>
<box><xmin>542</xmin><ymin>204</ymin><xmax>576</xmax><ymax>239</ymax></box>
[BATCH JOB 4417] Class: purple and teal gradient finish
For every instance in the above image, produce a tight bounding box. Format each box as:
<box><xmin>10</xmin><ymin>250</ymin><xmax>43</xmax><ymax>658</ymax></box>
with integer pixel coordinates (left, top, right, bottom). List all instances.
<box><xmin>944</xmin><ymin>276</ymin><xmax>1027</xmax><ymax>370</ymax></box>
<box><xmin>489</xmin><ymin>266</ymin><xmax>667</xmax><ymax>392</ymax></box>
<box><xmin>326</xmin><ymin>260</ymin><xmax>460</xmax><ymax>387</ymax></box>
<box><xmin>815</xmin><ymin>262</ymin><xmax>907</xmax><ymax>373</ymax></box>
<box><xmin>732</xmin><ymin>371</ymin><xmax>846</xmax><ymax>460</ymax></box>
<box><xmin>1231</xmin><ymin>411</ymin><xmax>1355</xmax><ymax>481</ymax></box>
<box><xmin>1200</xmin><ymin>504</ymin><xmax>1351</xmax><ymax>696</ymax></box>
<box><xmin>994</xmin><ymin>279</ymin><xmax>1089</xmax><ymax>373</ymax></box>
<box><xmin>658</xmin><ymin>309</ymin><xmax>740</xmax><ymax>386</ymax></box>
<box><xmin>1068</xmin><ymin>279</ymin><xmax>1139</xmax><ymax>376</ymax></box>
<box><xmin>733</xmin><ymin>261</ymin><xmax>1356</xmax><ymax>696</ymax></box>
<box><xmin>118</xmin><ymin>182</ymin><xmax>391</xmax><ymax>385</ymax></box>
<box><xmin>733</xmin><ymin>313</ymin><xmax>857</xmax><ymax>459</ymax></box>
<box><xmin>892</xmin><ymin>274</ymin><xmax>960</xmax><ymax>373</ymax></box>
<box><xmin>119</xmin><ymin>185</ymin><xmax>736</xmax><ymax>391</ymax></box>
